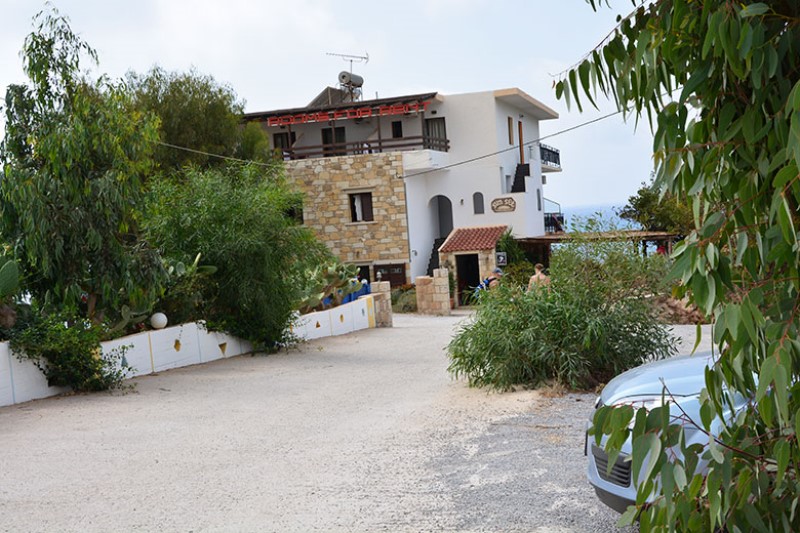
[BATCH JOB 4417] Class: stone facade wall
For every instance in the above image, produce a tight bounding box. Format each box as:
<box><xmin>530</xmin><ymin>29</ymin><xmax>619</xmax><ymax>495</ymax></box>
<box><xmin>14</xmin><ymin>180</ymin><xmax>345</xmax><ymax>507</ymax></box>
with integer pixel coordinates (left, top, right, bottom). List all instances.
<box><xmin>285</xmin><ymin>153</ymin><xmax>409</xmax><ymax>278</ymax></box>
<box><xmin>415</xmin><ymin>268</ymin><xmax>451</xmax><ymax>316</ymax></box>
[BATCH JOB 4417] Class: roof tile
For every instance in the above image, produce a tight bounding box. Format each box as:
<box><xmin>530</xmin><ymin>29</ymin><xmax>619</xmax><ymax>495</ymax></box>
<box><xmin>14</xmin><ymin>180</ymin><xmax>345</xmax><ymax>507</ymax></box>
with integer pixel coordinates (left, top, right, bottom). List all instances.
<box><xmin>439</xmin><ymin>225</ymin><xmax>508</xmax><ymax>253</ymax></box>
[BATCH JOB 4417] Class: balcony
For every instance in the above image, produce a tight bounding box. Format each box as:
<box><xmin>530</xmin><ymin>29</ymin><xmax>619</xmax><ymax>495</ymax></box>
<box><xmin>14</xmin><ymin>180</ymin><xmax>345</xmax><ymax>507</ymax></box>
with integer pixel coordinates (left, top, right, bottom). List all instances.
<box><xmin>544</xmin><ymin>198</ymin><xmax>565</xmax><ymax>233</ymax></box>
<box><xmin>277</xmin><ymin>136</ymin><xmax>449</xmax><ymax>161</ymax></box>
<box><xmin>539</xmin><ymin>143</ymin><xmax>561</xmax><ymax>173</ymax></box>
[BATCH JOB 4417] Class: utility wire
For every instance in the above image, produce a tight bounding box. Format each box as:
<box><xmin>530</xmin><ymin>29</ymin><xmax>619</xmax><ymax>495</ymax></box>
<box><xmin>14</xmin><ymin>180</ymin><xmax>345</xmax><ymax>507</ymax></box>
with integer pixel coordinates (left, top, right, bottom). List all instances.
<box><xmin>155</xmin><ymin>107</ymin><xmax>625</xmax><ymax>174</ymax></box>
<box><xmin>155</xmin><ymin>141</ymin><xmax>276</xmax><ymax>168</ymax></box>
<box><xmin>400</xmin><ymin>108</ymin><xmax>623</xmax><ymax>179</ymax></box>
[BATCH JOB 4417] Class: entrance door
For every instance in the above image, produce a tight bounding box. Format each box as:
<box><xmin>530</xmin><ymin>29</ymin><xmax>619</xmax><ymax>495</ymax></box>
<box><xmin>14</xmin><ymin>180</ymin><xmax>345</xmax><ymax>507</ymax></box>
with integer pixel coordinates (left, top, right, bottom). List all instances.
<box><xmin>430</xmin><ymin>195</ymin><xmax>453</xmax><ymax>239</ymax></box>
<box><xmin>374</xmin><ymin>264</ymin><xmax>406</xmax><ymax>287</ymax></box>
<box><xmin>455</xmin><ymin>254</ymin><xmax>480</xmax><ymax>305</ymax></box>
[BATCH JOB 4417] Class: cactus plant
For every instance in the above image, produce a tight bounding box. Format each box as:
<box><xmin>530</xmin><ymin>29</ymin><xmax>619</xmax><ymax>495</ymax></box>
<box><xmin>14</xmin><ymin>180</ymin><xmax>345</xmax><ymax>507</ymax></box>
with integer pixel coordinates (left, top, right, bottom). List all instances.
<box><xmin>0</xmin><ymin>256</ymin><xmax>21</xmax><ymax>329</ymax></box>
<box><xmin>297</xmin><ymin>260</ymin><xmax>363</xmax><ymax>314</ymax></box>
<box><xmin>0</xmin><ymin>258</ymin><xmax>20</xmax><ymax>298</ymax></box>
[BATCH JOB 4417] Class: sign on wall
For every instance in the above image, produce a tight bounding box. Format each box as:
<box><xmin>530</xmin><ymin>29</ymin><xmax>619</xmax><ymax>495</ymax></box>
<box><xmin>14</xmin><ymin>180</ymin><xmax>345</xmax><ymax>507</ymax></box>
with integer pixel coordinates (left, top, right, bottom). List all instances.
<box><xmin>491</xmin><ymin>197</ymin><xmax>516</xmax><ymax>213</ymax></box>
<box><xmin>267</xmin><ymin>101</ymin><xmax>432</xmax><ymax>127</ymax></box>
<box><xmin>495</xmin><ymin>252</ymin><xmax>508</xmax><ymax>267</ymax></box>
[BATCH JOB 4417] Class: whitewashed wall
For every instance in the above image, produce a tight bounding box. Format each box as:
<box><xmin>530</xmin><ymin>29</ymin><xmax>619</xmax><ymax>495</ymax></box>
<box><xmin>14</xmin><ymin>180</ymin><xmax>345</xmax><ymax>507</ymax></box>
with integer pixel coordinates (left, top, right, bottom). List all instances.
<box><xmin>0</xmin><ymin>296</ymin><xmax>376</xmax><ymax>408</ymax></box>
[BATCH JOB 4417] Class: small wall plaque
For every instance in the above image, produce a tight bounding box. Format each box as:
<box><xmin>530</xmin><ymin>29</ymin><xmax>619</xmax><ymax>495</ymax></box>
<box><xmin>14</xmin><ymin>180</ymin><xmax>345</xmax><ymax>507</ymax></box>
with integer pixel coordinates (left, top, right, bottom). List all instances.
<box><xmin>491</xmin><ymin>197</ymin><xmax>516</xmax><ymax>213</ymax></box>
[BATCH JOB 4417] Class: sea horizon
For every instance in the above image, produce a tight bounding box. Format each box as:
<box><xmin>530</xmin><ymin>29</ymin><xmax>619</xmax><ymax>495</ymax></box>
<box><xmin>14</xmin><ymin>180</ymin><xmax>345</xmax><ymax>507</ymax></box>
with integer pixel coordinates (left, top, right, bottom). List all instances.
<box><xmin>559</xmin><ymin>203</ymin><xmax>637</xmax><ymax>231</ymax></box>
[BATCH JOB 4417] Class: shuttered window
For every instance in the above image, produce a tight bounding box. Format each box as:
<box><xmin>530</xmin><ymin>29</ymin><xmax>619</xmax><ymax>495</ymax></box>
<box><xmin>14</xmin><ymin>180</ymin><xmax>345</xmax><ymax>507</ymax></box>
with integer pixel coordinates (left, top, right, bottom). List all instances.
<box><xmin>349</xmin><ymin>192</ymin><xmax>374</xmax><ymax>222</ymax></box>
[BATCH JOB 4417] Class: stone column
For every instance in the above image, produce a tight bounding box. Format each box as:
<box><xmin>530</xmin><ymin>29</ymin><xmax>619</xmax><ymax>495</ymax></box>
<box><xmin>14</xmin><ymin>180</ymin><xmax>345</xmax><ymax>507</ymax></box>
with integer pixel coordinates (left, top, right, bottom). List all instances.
<box><xmin>372</xmin><ymin>281</ymin><xmax>393</xmax><ymax>328</ymax></box>
<box><xmin>415</xmin><ymin>268</ymin><xmax>451</xmax><ymax>316</ymax></box>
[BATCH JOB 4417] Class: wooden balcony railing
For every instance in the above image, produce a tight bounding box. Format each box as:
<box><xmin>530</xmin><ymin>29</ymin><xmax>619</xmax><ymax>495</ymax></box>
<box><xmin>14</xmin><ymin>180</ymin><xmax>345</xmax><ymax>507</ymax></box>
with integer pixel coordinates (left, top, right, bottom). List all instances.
<box><xmin>277</xmin><ymin>135</ymin><xmax>449</xmax><ymax>160</ymax></box>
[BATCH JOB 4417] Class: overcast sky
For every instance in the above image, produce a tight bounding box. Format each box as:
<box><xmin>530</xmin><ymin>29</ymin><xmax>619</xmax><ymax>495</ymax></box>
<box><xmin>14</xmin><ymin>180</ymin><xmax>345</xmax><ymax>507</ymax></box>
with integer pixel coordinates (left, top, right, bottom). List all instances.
<box><xmin>1</xmin><ymin>0</ymin><xmax>654</xmax><ymax>209</ymax></box>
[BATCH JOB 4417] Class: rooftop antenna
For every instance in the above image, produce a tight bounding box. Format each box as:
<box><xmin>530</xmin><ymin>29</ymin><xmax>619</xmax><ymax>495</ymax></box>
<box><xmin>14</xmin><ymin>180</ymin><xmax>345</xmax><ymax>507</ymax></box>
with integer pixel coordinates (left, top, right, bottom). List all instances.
<box><xmin>326</xmin><ymin>51</ymin><xmax>369</xmax><ymax>73</ymax></box>
<box><xmin>326</xmin><ymin>52</ymin><xmax>369</xmax><ymax>102</ymax></box>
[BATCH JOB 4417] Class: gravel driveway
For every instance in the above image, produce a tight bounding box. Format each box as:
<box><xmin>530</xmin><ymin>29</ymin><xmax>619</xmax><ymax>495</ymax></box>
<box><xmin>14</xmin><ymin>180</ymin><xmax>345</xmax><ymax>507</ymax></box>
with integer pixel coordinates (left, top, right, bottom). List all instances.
<box><xmin>0</xmin><ymin>313</ymin><xmax>711</xmax><ymax>532</ymax></box>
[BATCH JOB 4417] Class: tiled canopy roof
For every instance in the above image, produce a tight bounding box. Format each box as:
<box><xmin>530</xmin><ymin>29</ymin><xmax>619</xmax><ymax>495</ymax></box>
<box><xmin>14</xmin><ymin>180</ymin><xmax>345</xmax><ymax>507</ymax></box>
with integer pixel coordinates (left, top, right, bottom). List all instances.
<box><xmin>439</xmin><ymin>225</ymin><xmax>508</xmax><ymax>253</ymax></box>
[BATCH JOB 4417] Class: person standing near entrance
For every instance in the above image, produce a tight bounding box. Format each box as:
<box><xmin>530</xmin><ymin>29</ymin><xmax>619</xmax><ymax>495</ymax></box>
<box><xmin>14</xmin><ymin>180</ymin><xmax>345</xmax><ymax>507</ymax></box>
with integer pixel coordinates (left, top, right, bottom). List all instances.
<box><xmin>527</xmin><ymin>263</ymin><xmax>550</xmax><ymax>291</ymax></box>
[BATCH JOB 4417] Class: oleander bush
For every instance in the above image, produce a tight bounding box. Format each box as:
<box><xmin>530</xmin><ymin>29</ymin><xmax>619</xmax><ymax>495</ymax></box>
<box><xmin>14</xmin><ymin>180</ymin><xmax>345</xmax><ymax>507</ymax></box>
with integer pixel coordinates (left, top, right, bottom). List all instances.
<box><xmin>448</xmin><ymin>223</ymin><xmax>676</xmax><ymax>390</ymax></box>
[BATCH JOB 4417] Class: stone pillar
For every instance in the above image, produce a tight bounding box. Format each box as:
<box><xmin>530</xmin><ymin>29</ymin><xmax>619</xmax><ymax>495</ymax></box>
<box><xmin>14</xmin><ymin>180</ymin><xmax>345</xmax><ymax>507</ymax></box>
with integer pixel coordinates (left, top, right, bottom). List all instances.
<box><xmin>372</xmin><ymin>281</ymin><xmax>393</xmax><ymax>327</ymax></box>
<box><xmin>415</xmin><ymin>268</ymin><xmax>451</xmax><ymax>316</ymax></box>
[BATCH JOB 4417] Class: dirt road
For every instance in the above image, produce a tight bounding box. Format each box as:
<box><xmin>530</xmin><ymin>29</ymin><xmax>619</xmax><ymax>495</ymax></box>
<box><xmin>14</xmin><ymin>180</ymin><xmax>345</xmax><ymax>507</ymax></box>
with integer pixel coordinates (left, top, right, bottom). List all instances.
<box><xmin>0</xmin><ymin>314</ymin><xmax>708</xmax><ymax>532</ymax></box>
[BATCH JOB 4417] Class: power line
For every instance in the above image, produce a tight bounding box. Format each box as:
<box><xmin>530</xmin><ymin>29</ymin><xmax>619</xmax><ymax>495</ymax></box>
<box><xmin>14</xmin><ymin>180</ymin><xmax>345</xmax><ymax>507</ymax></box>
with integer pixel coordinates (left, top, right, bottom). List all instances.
<box><xmin>155</xmin><ymin>141</ymin><xmax>276</xmax><ymax>168</ymax></box>
<box><xmin>156</xmin><ymin>107</ymin><xmax>625</xmax><ymax>174</ymax></box>
<box><xmin>399</xmin><ymin>108</ymin><xmax>623</xmax><ymax>179</ymax></box>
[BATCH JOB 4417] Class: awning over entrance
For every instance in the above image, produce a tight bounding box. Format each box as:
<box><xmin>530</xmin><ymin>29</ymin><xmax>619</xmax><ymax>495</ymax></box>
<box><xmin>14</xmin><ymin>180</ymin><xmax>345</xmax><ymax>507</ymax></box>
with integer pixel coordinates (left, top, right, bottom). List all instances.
<box><xmin>439</xmin><ymin>225</ymin><xmax>508</xmax><ymax>253</ymax></box>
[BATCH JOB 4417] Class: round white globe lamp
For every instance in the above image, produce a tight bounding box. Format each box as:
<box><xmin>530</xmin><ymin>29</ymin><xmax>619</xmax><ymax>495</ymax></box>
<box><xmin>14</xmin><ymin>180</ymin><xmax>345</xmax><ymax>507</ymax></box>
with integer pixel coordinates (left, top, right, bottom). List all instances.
<box><xmin>150</xmin><ymin>312</ymin><xmax>168</xmax><ymax>330</ymax></box>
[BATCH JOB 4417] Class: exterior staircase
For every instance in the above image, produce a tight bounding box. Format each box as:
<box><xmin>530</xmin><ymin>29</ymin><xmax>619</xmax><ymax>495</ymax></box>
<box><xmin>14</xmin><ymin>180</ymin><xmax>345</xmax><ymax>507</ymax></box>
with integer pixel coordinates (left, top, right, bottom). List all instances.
<box><xmin>426</xmin><ymin>237</ymin><xmax>448</xmax><ymax>276</ymax></box>
<box><xmin>511</xmin><ymin>163</ymin><xmax>530</xmax><ymax>193</ymax></box>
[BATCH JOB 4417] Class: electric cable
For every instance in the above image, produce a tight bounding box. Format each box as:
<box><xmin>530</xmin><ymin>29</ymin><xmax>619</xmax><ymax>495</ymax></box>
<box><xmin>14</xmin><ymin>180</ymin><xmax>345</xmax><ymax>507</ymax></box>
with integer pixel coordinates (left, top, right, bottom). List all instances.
<box><xmin>154</xmin><ymin>107</ymin><xmax>626</xmax><ymax>175</ymax></box>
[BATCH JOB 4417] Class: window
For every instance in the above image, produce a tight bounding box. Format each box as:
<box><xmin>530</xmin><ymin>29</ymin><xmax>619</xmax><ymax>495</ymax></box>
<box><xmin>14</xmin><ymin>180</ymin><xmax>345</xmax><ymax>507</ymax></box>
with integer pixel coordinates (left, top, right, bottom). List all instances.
<box><xmin>473</xmin><ymin>192</ymin><xmax>485</xmax><ymax>214</ymax></box>
<box><xmin>349</xmin><ymin>192</ymin><xmax>374</xmax><ymax>222</ymax></box>
<box><xmin>507</xmin><ymin>116</ymin><xmax>514</xmax><ymax>145</ymax></box>
<box><xmin>423</xmin><ymin>117</ymin><xmax>447</xmax><ymax>151</ymax></box>
<box><xmin>273</xmin><ymin>131</ymin><xmax>296</xmax><ymax>154</ymax></box>
<box><xmin>391</xmin><ymin>121</ymin><xmax>403</xmax><ymax>139</ymax></box>
<box><xmin>322</xmin><ymin>126</ymin><xmax>346</xmax><ymax>156</ymax></box>
<box><xmin>537</xmin><ymin>189</ymin><xmax>543</xmax><ymax>211</ymax></box>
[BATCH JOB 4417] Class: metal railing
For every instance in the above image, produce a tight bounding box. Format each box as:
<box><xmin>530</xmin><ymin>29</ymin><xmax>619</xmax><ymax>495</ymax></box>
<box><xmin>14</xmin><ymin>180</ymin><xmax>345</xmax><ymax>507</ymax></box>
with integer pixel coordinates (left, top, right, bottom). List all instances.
<box><xmin>277</xmin><ymin>135</ymin><xmax>449</xmax><ymax>160</ymax></box>
<box><xmin>544</xmin><ymin>212</ymin><xmax>566</xmax><ymax>233</ymax></box>
<box><xmin>540</xmin><ymin>144</ymin><xmax>561</xmax><ymax>168</ymax></box>
<box><xmin>543</xmin><ymin>197</ymin><xmax>564</xmax><ymax>233</ymax></box>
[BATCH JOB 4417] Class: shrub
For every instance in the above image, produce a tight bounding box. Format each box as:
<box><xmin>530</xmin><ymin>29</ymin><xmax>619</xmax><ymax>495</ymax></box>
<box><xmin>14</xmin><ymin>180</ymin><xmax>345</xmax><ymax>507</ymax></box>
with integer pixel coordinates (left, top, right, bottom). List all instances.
<box><xmin>448</xmin><ymin>221</ymin><xmax>676</xmax><ymax>390</ymax></box>
<box><xmin>11</xmin><ymin>311</ymin><xmax>129</xmax><ymax>392</ymax></box>
<box><xmin>391</xmin><ymin>286</ymin><xmax>417</xmax><ymax>313</ymax></box>
<box><xmin>500</xmin><ymin>261</ymin><xmax>535</xmax><ymax>288</ymax></box>
<box><xmin>448</xmin><ymin>284</ymin><xmax>675</xmax><ymax>390</ymax></box>
<box><xmin>144</xmin><ymin>162</ymin><xmax>329</xmax><ymax>348</ymax></box>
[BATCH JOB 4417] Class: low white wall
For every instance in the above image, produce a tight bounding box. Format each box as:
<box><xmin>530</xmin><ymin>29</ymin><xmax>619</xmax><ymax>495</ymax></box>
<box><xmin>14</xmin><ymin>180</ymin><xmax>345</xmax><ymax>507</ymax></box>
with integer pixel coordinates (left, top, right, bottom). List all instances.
<box><xmin>291</xmin><ymin>295</ymin><xmax>375</xmax><ymax>340</ymax></box>
<box><xmin>0</xmin><ymin>296</ymin><xmax>377</xmax><ymax>408</ymax></box>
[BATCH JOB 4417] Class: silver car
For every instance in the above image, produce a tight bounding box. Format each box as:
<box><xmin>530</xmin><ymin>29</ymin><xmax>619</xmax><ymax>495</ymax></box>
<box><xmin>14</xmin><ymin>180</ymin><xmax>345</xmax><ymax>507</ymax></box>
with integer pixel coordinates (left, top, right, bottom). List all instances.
<box><xmin>586</xmin><ymin>351</ymin><xmax>730</xmax><ymax>513</ymax></box>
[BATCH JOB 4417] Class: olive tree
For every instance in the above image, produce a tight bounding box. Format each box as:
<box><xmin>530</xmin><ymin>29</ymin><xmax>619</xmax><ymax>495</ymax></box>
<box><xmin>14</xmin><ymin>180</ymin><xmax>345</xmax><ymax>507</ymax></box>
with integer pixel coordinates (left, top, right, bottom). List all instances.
<box><xmin>0</xmin><ymin>8</ymin><xmax>165</xmax><ymax>321</ymax></box>
<box><xmin>560</xmin><ymin>1</ymin><xmax>800</xmax><ymax>529</ymax></box>
<box><xmin>126</xmin><ymin>67</ymin><xmax>272</xmax><ymax>170</ymax></box>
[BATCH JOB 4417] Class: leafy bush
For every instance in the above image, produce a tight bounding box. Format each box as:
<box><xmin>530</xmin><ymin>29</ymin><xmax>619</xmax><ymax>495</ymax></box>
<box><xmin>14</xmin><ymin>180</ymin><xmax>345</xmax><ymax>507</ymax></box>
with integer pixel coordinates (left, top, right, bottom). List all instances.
<box><xmin>11</xmin><ymin>311</ymin><xmax>129</xmax><ymax>392</ymax></box>
<box><xmin>448</xmin><ymin>284</ymin><xmax>675</xmax><ymax>390</ymax></box>
<box><xmin>448</xmin><ymin>222</ymin><xmax>676</xmax><ymax>390</ymax></box>
<box><xmin>144</xmin><ymin>163</ymin><xmax>329</xmax><ymax>348</ymax></box>
<box><xmin>391</xmin><ymin>286</ymin><xmax>417</xmax><ymax>313</ymax></box>
<box><xmin>500</xmin><ymin>261</ymin><xmax>535</xmax><ymax>288</ymax></box>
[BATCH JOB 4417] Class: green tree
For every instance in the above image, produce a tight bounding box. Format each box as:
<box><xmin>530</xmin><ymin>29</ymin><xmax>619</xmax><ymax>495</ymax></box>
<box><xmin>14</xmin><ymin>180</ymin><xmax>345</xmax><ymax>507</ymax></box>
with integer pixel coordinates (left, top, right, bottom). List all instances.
<box><xmin>126</xmin><ymin>66</ymin><xmax>271</xmax><ymax>169</ymax></box>
<box><xmin>0</xmin><ymin>8</ymin><xmax>165</xmax><ymax>321</ymax></box>
<box><xmin>560</xmin><ymin>1</ymin><xmax>800</xmax><ymax>529</ymax></box>
<box><xmin>616</xmin><ymin>179</ymin><xmax>693</xmax><ymax>236</ymax></box>
<box><xmin>144</xmin><ymin>162</ymin><xmax>329</xmax><ymax>347</ymax></box>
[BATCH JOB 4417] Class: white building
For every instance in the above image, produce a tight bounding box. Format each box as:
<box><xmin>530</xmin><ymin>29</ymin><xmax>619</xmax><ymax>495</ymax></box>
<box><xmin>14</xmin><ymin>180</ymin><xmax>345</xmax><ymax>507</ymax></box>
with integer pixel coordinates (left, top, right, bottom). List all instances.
<box><xmin>244</xmin><ymin>84</ymin><xmax>562</xmax><ymax>294</ymax></box>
